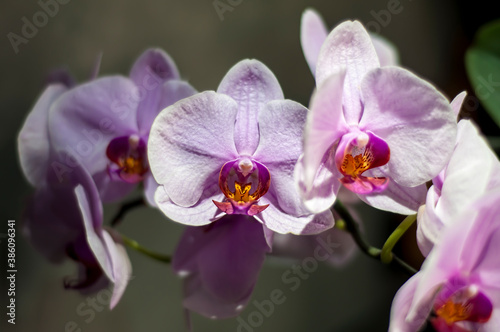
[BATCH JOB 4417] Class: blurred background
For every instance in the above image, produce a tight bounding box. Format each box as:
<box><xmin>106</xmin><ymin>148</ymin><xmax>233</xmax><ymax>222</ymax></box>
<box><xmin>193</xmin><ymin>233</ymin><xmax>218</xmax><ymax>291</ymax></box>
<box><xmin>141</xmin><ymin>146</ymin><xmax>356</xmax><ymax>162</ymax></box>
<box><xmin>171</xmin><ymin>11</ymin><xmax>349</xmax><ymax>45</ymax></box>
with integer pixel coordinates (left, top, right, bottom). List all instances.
<box><xmin>1</xmin><ymin>0</ymin><xmax>498</xmax><ymax>331</ymax></box>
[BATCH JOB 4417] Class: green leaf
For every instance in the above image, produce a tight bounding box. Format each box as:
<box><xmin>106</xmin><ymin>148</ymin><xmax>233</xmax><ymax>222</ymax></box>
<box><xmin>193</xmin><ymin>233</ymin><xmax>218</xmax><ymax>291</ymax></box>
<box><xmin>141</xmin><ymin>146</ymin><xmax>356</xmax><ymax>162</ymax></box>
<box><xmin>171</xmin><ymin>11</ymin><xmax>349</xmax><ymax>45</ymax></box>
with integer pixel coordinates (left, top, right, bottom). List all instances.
<box><xmin>466</xmin><ymin>20</ymin><xmax>500</xmax><ymax>128</ymax></box>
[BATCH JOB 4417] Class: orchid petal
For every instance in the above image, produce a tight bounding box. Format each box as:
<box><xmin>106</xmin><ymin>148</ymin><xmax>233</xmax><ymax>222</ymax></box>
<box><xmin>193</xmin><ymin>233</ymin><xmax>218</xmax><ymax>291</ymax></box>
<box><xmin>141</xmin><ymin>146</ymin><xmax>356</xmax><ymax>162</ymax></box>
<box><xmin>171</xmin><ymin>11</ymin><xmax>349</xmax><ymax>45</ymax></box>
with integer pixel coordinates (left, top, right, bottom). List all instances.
<box><xmin>255</xmin><ymin>194</ymin><xmax>334</xmax><ymax>235</ymax></box>
<box><xmin>137</xmin><ymin>79</ymin><xmax>197</xmax><ymax>136</ymax></box>
<box><xmin>359</xmin><ymin>67</ymin><xmax>456</xmax><ymax>187</ymax></box>
<box><xmin>294</xmin><ymin>154</ymin><xmax>342</xmax><ymax>213</ymax></box>
<box><xmin>358</xmin><ymin>166</ymin><xmax>427</xmax><ymax>215</ymax></box>
<box><xmin>302</xmin><ymin>70</ymin><xmax>348</xmax><ymax>192</ymax></box>
<box><xmin>450</xmin><ymin>91</ymin><xmax>467</xmax><ymax>118</ymax></box>
<box><xmin>436</xmin><ymin>120</ymin><xmax>500</xmax><ymax>224</ymax></box>
<box><xmin>253</xmin><ymin>99</ymin><xmax>310</xmax><ymax>216</ymax></box>
<box><xmin>217</xmin><ymin>59</ymin><xmax>284</xmax><ymax>155</ymax></box>
<box><xmin>300</xmin><ymin>8</ymin><xmax>328</xmax><ymax>75</ymax></box>
<box><xmin>103</xmin><ymin>230</ymin><xmax>132</xmax><ymax>309</ymax></box>
<box><xmin>130</xmin><ymin>49</ymin><xmax>181</xmax><ymax>132</ymax></box>
<box><xmin>154</xmin><ymin>184</ymin><xmax>224</xmax><ymax>226</ymax></box>
<box><xmin>76</xmin><ymin>185</ymin><xmax>113</xmax><ymax>283</ymax></box>
<box><xmin>416</xmin><ymin>187</ymin><xmax>443</xmax><ymax>257</ymax></box>
<box><xmin>18</xmin><ymin>84</ymin><xmax>67</xmax><ymax>186</ymax></box>
<box><xmin>389</xmin><ymin>273</ymin><xmax>431</xmax><ymax>332</ymax></box>
<box><xmin>370</xmin><ymin>33</ymin><xmax>400</xmax><ymax>67</ymax></box>
<box><xmin>143</xmin><ymin>172</ymin><xmax>158</xmax><ymax>207</ymax></box>
<box><xmin>148</xmin><ymin>91</ymin><xmax>238</xmax><ymax>207</ymax></box>
<box><xmin>48</xmin><ymin>76</ymin><xmax>140</xmax><ymax>176</ymax></box>
<box><xmin>173</xmin><ymin>216</ymin><xmax>270</xmax><ymax>318</ymax></box>
<box><xmin>316</xmin><ymin>20</ymin><xmax>380</xmax><ymax>124</ymax></box>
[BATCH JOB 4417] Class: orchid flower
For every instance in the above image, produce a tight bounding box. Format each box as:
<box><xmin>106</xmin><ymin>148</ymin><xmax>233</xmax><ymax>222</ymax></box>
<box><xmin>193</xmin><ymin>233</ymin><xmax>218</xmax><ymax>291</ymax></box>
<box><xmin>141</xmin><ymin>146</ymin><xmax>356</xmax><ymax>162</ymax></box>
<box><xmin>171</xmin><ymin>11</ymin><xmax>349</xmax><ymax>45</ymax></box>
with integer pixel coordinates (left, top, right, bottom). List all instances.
<box><xmin>417</xmin><ymin>92</ymin><xmax>500</xmax><ymax>256</ymax></box>
<box><xmin>390</xmin><ymin>189</ymin><xmax>500</xmax><ymax>332</ymax></box>
<box><xmin>301</xmin><ymin>8</ymin><xmax>400</xmax><ymax>76</ymax></box>
<box><xmin>148</xmin><ymin>59</ymin><xmax>334</xmax><ymax>235</ymax></box>
<box><xmin>18</xmin><ymin>87</ymin><xmax>132</xmax><ymax>308</ymax></box>
<box><xmin>296</xmin><ymin>19</ymin><xmax>457</xmax><ymax>215</ymax></box>
<box><xmin>47</xmin><ymin>49</ymin><xmax>196</xmax><ymax>204</ymax></box>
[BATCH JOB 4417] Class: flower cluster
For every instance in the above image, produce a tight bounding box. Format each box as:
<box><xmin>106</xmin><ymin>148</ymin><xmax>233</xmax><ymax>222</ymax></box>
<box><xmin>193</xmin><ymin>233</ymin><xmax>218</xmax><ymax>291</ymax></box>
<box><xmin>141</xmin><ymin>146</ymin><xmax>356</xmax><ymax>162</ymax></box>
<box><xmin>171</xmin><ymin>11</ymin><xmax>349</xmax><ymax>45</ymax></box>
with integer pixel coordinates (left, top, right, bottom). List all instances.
<box><xmin>17</xmin><ymin>7</ymin><xmax>500</xmax><ymax>331</ymax></box>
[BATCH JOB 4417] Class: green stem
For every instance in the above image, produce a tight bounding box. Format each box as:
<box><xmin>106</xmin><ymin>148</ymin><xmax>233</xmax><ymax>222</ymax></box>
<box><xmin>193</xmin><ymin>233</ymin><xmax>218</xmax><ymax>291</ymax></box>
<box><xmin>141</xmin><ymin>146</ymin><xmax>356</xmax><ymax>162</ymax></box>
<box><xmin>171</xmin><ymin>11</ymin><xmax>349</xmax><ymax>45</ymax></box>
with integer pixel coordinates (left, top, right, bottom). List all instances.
<box><xmin>333</xmin><ymin>201</ymin><xmax>417</xmax><ymax>276</ymax></box>
<box><xmin>381</xmin><ymin>214</ymin><xmax>417</xmax><ymax>264</ymax></box>
<box><xmin>121</xmin><ymin>234</ymin><xmax>171</xmax><ymax>264</ymax></box>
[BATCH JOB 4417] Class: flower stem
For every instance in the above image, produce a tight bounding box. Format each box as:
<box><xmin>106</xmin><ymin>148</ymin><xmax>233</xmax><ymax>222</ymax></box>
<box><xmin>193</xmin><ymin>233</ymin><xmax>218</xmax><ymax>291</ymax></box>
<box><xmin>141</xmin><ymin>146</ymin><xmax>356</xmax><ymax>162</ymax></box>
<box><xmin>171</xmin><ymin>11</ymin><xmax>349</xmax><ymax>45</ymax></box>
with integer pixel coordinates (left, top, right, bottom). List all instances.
<box><xmin>110</xmin><ymin>198</ymin><xmax>146</xmax><ymax>226</ymax></box>
<box><xmin>333</xmin><ymin>201</ymin><xmax>418</xmax><ymax>276</ymax></box>
<box><xmin>121</xmin><ymin>234</ymin><xmax>172</xmax><ymax>264</ymax></box>
<box><xmin>381</xmin><ymin>214</ymin><xmax>417</xmax><ymax>264</ymax></box>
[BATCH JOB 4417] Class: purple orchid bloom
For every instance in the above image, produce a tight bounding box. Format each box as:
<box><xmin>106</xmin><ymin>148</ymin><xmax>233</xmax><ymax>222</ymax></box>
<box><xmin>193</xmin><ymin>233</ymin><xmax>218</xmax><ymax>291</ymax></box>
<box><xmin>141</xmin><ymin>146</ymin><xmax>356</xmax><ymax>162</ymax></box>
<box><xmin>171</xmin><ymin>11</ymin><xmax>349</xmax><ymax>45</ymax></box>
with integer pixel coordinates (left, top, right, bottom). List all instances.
<box><xmin>18</xmin><ymin>87</ymin><xmax>131</xmax><ymax>307</ymax></box>
<box><xmin>172</xmin><ymin>215</ymin><xmax>272</xmax><ymax>318</ymax></box>
<box><xmin>417</xmin><ymin>92</ymin><xmax>500</xmax><ymax>256</ymax></box>
<box><xmin>300</xmin><ymin>8</ymin><xmax>400</xmax><ymax>76</ymax></box>
<box><xmin>148</xmin><ymin>59</ymin><xmax>334</xmax><ymax>234</ymax></box>
<box><xmin>47</xmin><ymin>48</ymin><xmax>196</xmax><ymax>204</ymax></box>
<box><xmin>390</xmin><ymin>189</ymin><xmax>500</xmax><ymax>332</ymax></box>
<box><xmin>296</xmin><ymin>19</ymin><xmax>457</xmax><ymax>215</ymax></box>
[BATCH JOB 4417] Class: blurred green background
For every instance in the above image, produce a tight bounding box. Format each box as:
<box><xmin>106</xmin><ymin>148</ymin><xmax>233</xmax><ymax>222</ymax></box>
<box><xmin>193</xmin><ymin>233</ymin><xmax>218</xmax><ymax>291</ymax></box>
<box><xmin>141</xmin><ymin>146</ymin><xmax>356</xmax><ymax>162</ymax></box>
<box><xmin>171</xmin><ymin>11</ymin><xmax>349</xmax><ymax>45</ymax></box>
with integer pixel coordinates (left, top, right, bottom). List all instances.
<box><xmin>1</xmin><ymin>0</ymin><xmax>498</xmax><ymax>331</ymax></box>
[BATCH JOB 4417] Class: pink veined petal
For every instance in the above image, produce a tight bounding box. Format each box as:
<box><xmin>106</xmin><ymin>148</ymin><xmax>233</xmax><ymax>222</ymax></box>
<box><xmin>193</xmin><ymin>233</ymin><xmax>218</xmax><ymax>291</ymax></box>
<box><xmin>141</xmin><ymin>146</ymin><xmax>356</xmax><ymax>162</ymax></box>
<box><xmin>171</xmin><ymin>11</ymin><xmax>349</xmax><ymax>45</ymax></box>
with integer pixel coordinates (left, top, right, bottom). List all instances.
<box><xmin>301</xmin><ymin>70</ymin><xmax>348</xmax><ymax>192</ymax></box>
<box><xmin>18</xmin><ymin>84</ymin><xmax>67</xmax><ymax>186</ymax></box>
<box><xmin>359</xmin><ymin>67</ymin><xmax>456</xmax><ymax>187</ymax></box>
<box><xmin>316</xmin><ymin>20</ymin><xmax>380</xmax><ymax>124</ymax></box>
<box><xmin>154</xmin><ymin>183</ymin><xmax>225</xmax><ymax>226</ymax></box>
<box><xmin>300</xmin><ymin>8</ymin><xmax>329</xmax><ymax>75</ymax></box>
<box><xmin>358</xmin><ymin>166</ymin><xmax>427</xmax><ymax>215</ymax></box>
<box><xmin>254</xmin><ymin>194</ymin><xmax>334</xmax><ymax>235</ymax></box>
<box><xmin>173</xmin><ymin>215</ymin><xmax>270</xmax><ymax>319</ymax></box>
<box><xmin>416</xmin><ymin>186</ymin><xmax>443</xmax><ymax>257</ymax></box>
<box><xmin>252</xmin><ymin>99</ymin><xmax>311</xmax><ymax>216</ymax></box>
<box><xmin>217</xmin><ymin>59</ymin><xmax>284</xmax><ymax>156</ymax></box>
<box><xmin>389</xmin><ymin>273</ymin><xmax>439</xmax><ymax>332</ymax></box>
<box><xmin>294</xmin><ymin>154</ymin><xmax>342</xmax><ymax>214</ymax></box>
<box><xmin>148</xmin><ymin>91</ymin><xmax>239</xmax><ymax>207</ymax></box>
<box><xmin>48</xmin><ymin>76</ymin><xmax>140</xmax><ymax>177</ymax></box>
<box><xmin>370</xmin><ymin>33</ymin><xmax>400</xmax><ymax>67</ymax></box>
<box><xmin>450</xmin><ymin>91</ymin><xmax>467</xmax><ymax>118</ymax></box>
<box><xmin>130</xmin><ymin>49</ymin><xmax>180</xmax><ymax>133</ymax></box>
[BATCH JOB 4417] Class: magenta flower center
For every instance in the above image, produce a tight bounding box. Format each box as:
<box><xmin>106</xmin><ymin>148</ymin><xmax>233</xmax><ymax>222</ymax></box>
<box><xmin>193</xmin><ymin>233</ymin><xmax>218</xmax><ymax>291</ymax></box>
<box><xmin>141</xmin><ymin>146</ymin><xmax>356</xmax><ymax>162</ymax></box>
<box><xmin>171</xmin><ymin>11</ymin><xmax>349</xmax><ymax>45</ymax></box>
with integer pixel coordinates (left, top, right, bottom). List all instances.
<box><xmin>431</xmin><ymin>284</ymin><xmax>493</xmax><ymax>330</ymax></box>
<box><xmin>106</xmin><ymin>135</ymin><xmax>149</xmax><ymax>183</ymax></box>
<box><xmin>212</xmin><ymin>157</ymin><xmax>271</xmax><ymax>216</ymax></box>
<box><xmin>335</xmin><ymin>131</ymin><xmax>390</xmax><ymax>194</ymax></box>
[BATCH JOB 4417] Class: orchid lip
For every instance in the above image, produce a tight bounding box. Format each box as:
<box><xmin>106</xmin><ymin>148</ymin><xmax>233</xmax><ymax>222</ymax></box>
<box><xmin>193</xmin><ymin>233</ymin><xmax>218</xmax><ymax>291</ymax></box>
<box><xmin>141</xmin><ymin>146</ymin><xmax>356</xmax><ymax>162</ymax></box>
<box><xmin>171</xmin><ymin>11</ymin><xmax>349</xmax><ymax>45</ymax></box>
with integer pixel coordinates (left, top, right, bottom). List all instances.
<box><xmin>431</xmin><ymin>282</ymin><xmax>493</xmax><ymax>330</ymax></box>
<box><xmin>213</xmin><ymin>157</ymin><xmax>271</xmax><ymax>216</ymax></box>
<box><xmin>106</xmin><ymin>135</ymin><xmax>149</xmax><ymax>184</ymax></box>
<box><xmin>335</xmin><ymin>130</ymin><xmax>390</xmax><ymax>194</ymax></box>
